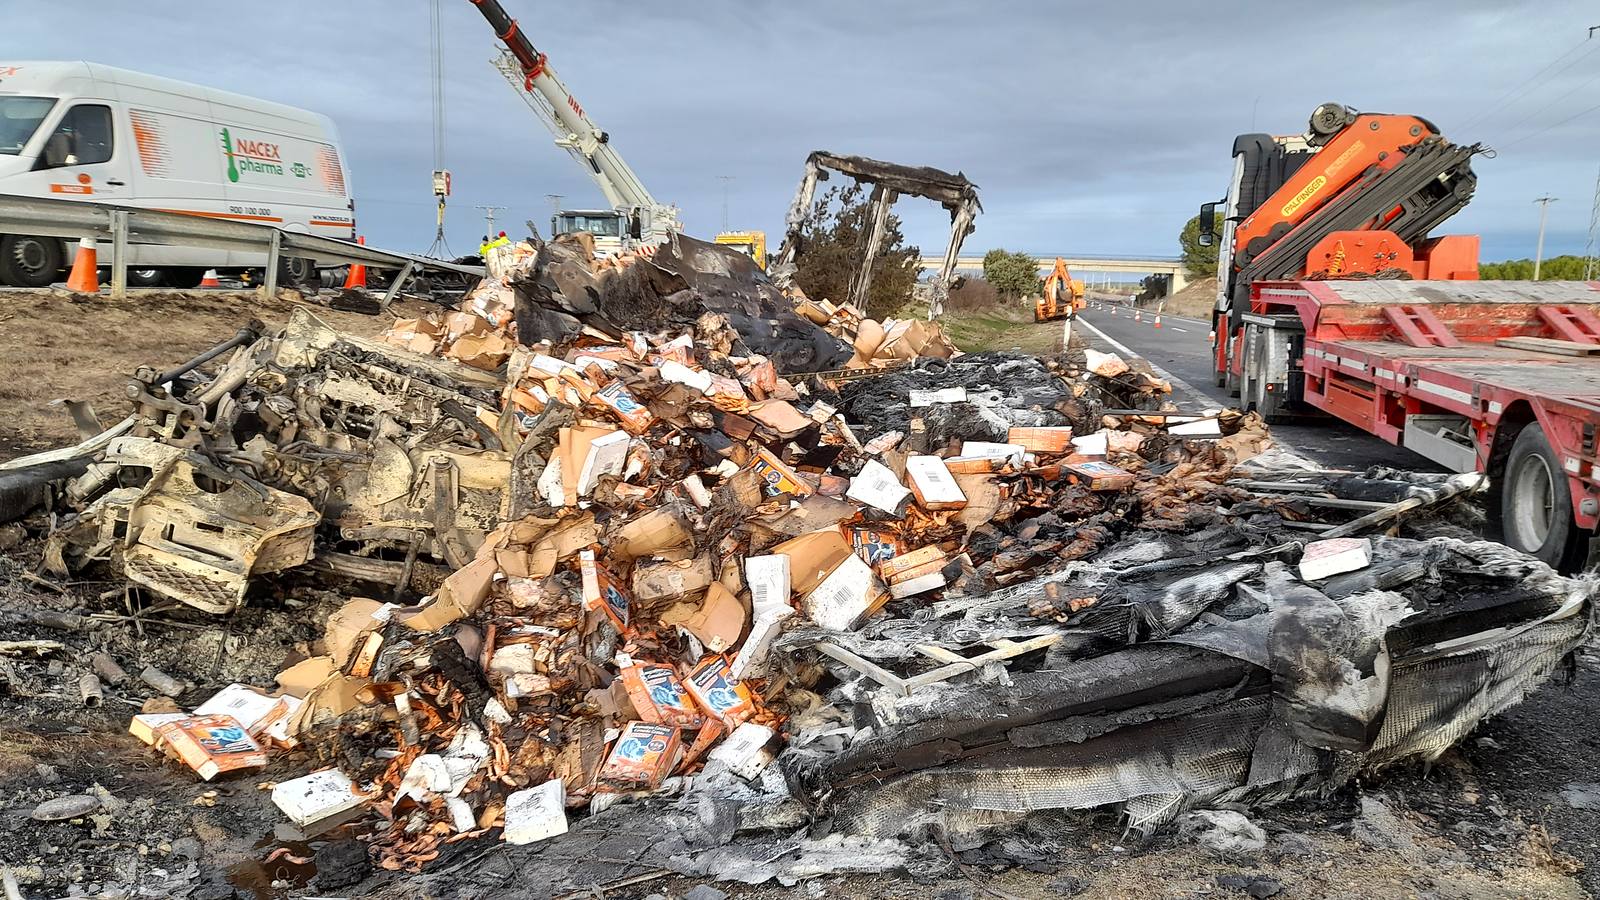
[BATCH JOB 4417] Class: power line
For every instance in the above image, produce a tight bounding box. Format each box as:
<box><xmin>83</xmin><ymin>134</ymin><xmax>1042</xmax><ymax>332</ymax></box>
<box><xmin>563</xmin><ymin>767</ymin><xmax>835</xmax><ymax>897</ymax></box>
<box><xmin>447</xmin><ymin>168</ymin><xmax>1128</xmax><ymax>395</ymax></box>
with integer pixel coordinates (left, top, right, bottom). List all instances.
<box><xmin>1460</xmin><ymin>34</ymin><xmax>1598</xmax><ymax>131</ymax></box>
<box><xmin>1490</xmin><ymin>58</ymin><xmax>1600</xmax><ymax>142</ymax></box>
<box><xmin>1498</xmin><ymin>96</ymin><xmax>1600</xmax><ymax>150</ymax></box>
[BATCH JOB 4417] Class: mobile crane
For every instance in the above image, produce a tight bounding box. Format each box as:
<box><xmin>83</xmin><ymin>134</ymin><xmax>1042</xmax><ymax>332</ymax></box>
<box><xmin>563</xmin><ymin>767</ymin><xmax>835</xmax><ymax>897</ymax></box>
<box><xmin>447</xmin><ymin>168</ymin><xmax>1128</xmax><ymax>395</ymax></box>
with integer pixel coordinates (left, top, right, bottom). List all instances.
<box><xmin>467</xmin><ymin>0</ymin><xmax>679</xmax><ymax>256</ymax></box>
<box><xmin>1200</xmin><ymin>103</ymin><xmax>1600</xmax><ymax>571</ymax></box>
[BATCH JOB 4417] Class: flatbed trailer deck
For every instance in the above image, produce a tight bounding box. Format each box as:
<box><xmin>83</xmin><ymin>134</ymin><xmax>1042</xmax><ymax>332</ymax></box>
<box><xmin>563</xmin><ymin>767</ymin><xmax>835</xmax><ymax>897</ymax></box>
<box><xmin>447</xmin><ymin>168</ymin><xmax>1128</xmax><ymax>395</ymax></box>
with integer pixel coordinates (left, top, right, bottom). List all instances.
<box><xmin>1242</xmin><ymin>278</ymin><xmax>1600</xmax><ymax>569</ymax></box>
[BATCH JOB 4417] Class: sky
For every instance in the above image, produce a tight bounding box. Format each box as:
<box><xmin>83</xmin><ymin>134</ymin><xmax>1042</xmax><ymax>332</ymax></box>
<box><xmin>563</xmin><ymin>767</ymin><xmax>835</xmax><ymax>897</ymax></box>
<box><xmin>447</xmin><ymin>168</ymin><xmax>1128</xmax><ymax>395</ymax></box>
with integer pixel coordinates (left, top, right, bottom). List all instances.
<box><xmin>9</xmin><ymin>0</ymin><xmax>1600</xmax><ymax>268</ymax></box>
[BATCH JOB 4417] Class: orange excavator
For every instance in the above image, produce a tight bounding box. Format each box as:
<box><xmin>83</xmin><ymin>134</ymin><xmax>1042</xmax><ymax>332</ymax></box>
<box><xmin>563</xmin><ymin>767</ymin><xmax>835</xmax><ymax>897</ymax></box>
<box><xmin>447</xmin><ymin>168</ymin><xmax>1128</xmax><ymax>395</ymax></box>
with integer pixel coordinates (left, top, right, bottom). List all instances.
<box><xmin>1035</xmin><ymin>257</ymin><xmax>1085</xmax><ymax>322</ymax></box>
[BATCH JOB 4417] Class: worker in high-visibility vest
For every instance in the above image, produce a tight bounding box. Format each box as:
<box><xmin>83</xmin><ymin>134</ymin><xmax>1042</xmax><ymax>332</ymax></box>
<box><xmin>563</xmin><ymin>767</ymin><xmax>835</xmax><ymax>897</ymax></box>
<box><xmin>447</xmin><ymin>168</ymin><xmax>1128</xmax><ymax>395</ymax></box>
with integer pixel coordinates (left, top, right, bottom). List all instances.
<box><xmin>483</xmin><ymin>231</ymin><xmax>513</xmax><ymax>278</ymax></box>
<box><xmin>478</xmin><ymin>235</ymin><xmax>492</xmax><ymax>258</ymax></box>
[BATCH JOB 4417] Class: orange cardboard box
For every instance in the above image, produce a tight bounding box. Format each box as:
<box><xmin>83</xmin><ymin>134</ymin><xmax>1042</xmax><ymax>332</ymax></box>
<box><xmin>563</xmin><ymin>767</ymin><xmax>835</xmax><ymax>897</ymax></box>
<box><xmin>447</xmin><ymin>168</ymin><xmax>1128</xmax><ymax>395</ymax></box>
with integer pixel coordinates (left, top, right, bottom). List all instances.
<box><xmin>1007</xmin><ymin>427</ymin><xmax>1075</xmax><ymax>454</ymax></box>
<box><xmin>597</xmin><ymin>721</ymin><xmax>682</xmax><ymax>791</ymax></box>
<box><xmin>876</xmin><ymin>544</ymin><xmax>948</xmax><ymax>581</ymax></box>
<box><xmin>618</xmin><ymin>664</ymin><xmax>704</xmax><ymax>728</ymax></box>
<box><xmin>153</xmin><ymin>714</ymin><xmax>268</xmax><ymax>781</ymax></box>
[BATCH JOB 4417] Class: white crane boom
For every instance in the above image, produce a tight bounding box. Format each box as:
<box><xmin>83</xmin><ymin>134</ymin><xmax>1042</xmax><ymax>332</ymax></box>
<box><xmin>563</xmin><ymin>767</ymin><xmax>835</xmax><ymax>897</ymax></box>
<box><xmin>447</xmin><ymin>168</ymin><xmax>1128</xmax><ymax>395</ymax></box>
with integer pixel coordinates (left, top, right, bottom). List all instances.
<box><xmin>469</xmin><ymin>0</ymin><xmax>678</xmax><ymax>252</ymax></box>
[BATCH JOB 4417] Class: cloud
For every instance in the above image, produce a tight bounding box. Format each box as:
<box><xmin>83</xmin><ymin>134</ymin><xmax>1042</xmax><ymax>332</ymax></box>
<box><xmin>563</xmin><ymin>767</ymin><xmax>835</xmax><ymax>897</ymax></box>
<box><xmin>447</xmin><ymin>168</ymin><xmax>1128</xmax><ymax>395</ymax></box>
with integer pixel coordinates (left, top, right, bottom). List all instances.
<box><xmin>7</xmin><ymin>0</ymin><xmax>1599</xmax><ymax>263</ymax></box>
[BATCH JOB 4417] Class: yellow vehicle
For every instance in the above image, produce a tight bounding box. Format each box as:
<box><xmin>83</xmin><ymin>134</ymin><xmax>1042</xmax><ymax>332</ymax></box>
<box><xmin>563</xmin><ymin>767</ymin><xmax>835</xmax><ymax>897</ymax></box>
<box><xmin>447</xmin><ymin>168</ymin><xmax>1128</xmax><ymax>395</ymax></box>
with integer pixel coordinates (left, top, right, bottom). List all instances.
<box><xmin>1035</xmin><ymin>257</ymin><xmax>1085</xmax><ymax>322</ymax></box>
<box><xmin>715</xmin><ymin>231</ymin><xmax>767</xmax><ymax>271</ymax></box>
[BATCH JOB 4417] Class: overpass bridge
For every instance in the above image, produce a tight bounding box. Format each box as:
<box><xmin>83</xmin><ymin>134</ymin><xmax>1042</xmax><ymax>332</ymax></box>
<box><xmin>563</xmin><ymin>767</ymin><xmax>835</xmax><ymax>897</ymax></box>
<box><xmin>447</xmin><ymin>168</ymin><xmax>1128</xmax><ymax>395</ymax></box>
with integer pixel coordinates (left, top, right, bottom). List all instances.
<box><xmin>918</xmin><ymin>254</ymin><xmax>1192</xmax><ymax>293</ymax></box>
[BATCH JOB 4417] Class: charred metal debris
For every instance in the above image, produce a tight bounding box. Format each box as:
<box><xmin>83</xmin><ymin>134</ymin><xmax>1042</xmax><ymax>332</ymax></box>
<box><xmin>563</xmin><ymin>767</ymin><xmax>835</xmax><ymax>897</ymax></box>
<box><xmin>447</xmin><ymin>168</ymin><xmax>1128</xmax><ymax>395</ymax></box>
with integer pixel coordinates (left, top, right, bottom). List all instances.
<box><xmin>0</xmin><ymin>232</ymin><xmax>1593</xmax><ymax>893</ymax></box>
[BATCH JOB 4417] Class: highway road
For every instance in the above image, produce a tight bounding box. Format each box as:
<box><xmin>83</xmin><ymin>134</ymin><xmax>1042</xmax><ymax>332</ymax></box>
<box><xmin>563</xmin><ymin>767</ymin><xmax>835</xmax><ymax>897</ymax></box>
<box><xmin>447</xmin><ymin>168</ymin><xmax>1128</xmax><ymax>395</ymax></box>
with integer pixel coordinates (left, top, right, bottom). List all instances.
<box><xmin>1072</xmin><ymin>303</ymin><xmax>1443</xmax><ymax>472</ymax></box>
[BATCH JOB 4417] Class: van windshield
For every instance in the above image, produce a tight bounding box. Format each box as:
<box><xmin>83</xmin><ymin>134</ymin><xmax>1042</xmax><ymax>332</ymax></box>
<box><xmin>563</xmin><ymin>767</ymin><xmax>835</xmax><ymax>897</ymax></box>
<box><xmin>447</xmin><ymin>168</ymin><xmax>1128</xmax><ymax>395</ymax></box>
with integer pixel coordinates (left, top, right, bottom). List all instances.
<box><xmin>0</xmin><ymin>96</ymin><xmax>56</xmax><ymax>155</ymax></box>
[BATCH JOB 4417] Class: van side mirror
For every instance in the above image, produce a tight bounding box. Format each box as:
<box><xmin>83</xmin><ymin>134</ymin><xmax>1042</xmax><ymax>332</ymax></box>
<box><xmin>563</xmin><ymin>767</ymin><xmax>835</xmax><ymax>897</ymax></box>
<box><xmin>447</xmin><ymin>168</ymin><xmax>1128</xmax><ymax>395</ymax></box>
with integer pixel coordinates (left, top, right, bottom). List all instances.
<box><xmin>1197</xmin><ymin>201</ymin><xmax>1219</xmax><ymax>247</ymax></box>
<box><xmin>629</xmin><ymin>214</ymin><xmax>643</xmax><ymax>240</ymax></box>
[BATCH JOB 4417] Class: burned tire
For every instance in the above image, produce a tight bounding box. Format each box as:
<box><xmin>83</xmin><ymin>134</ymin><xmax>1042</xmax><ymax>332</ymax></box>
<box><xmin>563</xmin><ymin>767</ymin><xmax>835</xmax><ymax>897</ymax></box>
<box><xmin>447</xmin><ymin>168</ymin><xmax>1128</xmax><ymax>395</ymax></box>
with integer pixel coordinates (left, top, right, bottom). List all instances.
<box><xmin>0</xmin><ymin>234</ymin><xmax>64</xmax><ymax>288</ymax></box>
<box><xmin>1500</xmin><ymin>424</ymin><xmax>1588</xmax><ymax>571</ymax></box>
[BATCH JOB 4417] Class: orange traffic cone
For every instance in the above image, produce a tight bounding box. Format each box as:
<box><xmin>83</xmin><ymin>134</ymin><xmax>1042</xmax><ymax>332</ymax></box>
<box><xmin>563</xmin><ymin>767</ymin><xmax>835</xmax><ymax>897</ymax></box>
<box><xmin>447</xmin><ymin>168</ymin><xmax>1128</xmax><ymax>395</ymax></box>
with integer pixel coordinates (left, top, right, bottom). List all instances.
<box><xmin>343</xmin><ymin>236</ymin><xmax>367</xmax><ymax>290</ymax></box>
<box><xmin>64</xmin><ymin>237</ymin><xmax>99</xmax><ymax>293</ymax></box>
<box><xmin>1208</xmin><ymin>329</ymin><xmax>1217</xmax><ymax>343</ymax></box>
<box><xmin>200</xmin><ymin>269</ymin><xmax>221</xmax><ymax>287</ymax></box>
<box><xmin>1153</xmin><ymin>315</ymin><xmax>1162</xmax><ymax>329</ymax></box>
<box><xmin>1134</xmin><ymin>310</ymin><xmax>1142</xmax><ymax>323</ymax></box>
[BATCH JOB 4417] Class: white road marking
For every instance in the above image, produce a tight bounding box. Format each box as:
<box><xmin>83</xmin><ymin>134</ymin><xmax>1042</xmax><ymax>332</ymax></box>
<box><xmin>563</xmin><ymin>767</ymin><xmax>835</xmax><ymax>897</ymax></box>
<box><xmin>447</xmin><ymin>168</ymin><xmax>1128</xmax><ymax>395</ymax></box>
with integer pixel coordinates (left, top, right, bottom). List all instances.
<box><xmin>1075</xmin><ymin>317</ymin><xmax>1214</xmax><ymax>408</ymax></box>
<box><xmin>1168</xmin><ymin>326</ymin><xmax>1189</xmax><ymax>333</ymax></box>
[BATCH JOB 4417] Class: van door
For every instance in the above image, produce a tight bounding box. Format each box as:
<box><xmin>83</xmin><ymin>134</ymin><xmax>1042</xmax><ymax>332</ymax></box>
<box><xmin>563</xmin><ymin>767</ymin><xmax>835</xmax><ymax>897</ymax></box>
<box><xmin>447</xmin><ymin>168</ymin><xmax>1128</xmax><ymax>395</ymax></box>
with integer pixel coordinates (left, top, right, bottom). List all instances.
<box><xmin>23</xmin><ymin>102</ymin><xmax>131</xmax><ymax>203</ymax></box>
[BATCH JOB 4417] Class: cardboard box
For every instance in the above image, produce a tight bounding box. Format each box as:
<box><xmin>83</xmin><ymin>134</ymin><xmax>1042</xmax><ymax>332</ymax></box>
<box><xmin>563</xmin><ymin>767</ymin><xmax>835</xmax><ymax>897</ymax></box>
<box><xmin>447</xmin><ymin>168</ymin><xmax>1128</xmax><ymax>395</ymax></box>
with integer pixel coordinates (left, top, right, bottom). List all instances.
<box><xmin>884</xmin><ymin>555</ymin><xmax>947</xmax><ymax>586</ymax></box>
<box><xmin>594</xmin><ymin>381</ymin><xmax>654</xmax><ymax>435</ymax></box>
<box><xmin>888</xmin><ymin>571</ymin><xmax>947</xmax><ymax>599</ymax></box>
<box><xmin>803</xmin><ymin>554</ymin><xmax>886</xmax><ymax>631</ymax></box>
<box><xmin>958</xmin><ymin>442</ymin><xmax>1027</xmax><ymax>465</ymax></box>
<box><xmin>849</xmin><ymin>527</ymin><xmax>901</xmax><ymax>567</ymax></box>
<box><xmin>1065</xmin><ymin>460</ymin><xmax>1136</xmax><ymax>491</ymax></box>
<box><xmin>632</xmin><ymin>554</ymin><xmax>714</xmax><ymax>608</ymax></box>
<box><xmin>129</xmin><ymin>712</ymin><xmax>188</xmax><ymax>746</ymax></box>
<box><xmin>1084</xmin><ymin>348</ymin><xmax>1130</xmax><ymax>377</ymax></box>
<box><xmin>706</xmin><ymin>722</ymin><xmax>777</xmax><ymax>780</ymax></box>
<box><xmin>747</xmin><ymin>400</ymin><xmax>813</xmax><ymax>440</ymax></box>
<box><xmin>905</xmin><ymin>455</ymin><xmax>967</xmax><ymax>510</ymax></box>
<box><xmin>575</xmin><ymin>430</ymin><xmax>631</xmax><ymax>498</ymax></box>
<box><xmin>503</xmin><ymin>780</ymin><xmax>568</xmax><ymax>844</ymax></box>
<box><xmin>618</xmin><ymin>664</ymin><xmax>703</xmax><ymax>728</ymax></box>
<box><xmin>612</xmin><ymin>506</ymin><xmax>694</xmax><ymax>561</ymax></box>
<box><xmin>659</xmin><ymin>360</ymin><xmax>713</xmax><ymax>393</ymax></box>
<box><xmin>772</xmin><ymin>528</ymin><xmax>853</xmax><ymax>595</ymax></box>
<box><xmin>749</xmin><ymin>447</ymin><xmax>811</xmax><ymax>498</ymax></box>
<box><xmin>943</xmin><ymin>456</ymin><xmax>1009</xmax><ymax>475</ymax></box>
<box><xmin>728</xmin><ymin>608</ymin><xmax>791</xmax><ymax>681</ymax></box>
<box><xmin>1299</xmin><ymin>537</ymin><xmax>1372</xmax><ymax>581</ymax></box>
<box><xmin>193</xmin><ymin>684</ymin><xmax>293</xmax><ymax>739</ymax></box>
<box><xmin>662</xmin><ymin>581</ymin><xmax>746</xmax><ymax>652</ymax></box>
<box><xmin>683</xmin><ymin>655</ymin><xmax>755</xmax><ymax>727</ymax></box>
<box><xmin>271</xmin><ymin>768</ymin><xmax>367</xmax><ymax>830</ymax></box>
<box><xmin>1007</xmin><ymin>426</ymin><xmax>1075</xmax><ymax>454</ymax></box>
<box><xmin>908</xmin><ymin>387</ymin><xmax>968</xmax><ymax>407</ymax></box>
<box><xmin>846</xmin><ymin>460</ymin><xmax>911</xmax><ymax>516</ymax></box>
<box><xmin>153</xmin><ymin>714</ymin><xmax>268</xmax><ymax>781</ymax></box>
<box><xmin>877</xmin><ymin>544</ymin><xmax>948</xmax><ymax>581</ymax></box>
<box><xmin>597</xmin><ymin>722</ymin><xmax>682</xmax><ymax>791</ymax></box>
<box><xmin>579</xmin><ymin>550</ymin><xmax>631</xmax><ymax>630</ymax></box>
<box><xmin>744</xmin><ymin>554</ymin><xmax>793</xmax><ymax>614</ymax></box>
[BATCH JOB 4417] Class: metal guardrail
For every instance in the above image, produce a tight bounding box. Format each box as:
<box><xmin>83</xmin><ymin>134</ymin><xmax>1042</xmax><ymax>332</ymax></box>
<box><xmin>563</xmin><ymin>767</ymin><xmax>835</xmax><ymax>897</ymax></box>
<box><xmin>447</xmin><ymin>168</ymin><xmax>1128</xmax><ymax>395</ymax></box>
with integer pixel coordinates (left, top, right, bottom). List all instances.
<box><xmin>0</xmin><ymin>192</ymin><xmax>484</xmax><ymax>304</ymax></box>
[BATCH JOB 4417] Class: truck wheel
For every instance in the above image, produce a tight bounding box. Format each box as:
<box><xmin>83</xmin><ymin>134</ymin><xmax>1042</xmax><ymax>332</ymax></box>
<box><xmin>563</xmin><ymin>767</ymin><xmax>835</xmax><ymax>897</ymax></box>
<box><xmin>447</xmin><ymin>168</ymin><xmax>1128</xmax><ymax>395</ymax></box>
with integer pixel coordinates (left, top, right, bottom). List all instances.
<box><xmin>164</xmin><ymin>268</ymin><xmax>205</xmax><ymax>289</ymax></box>
<box><xmin>285</xmin><ymin>256</ymin><xmax>316</xmax><ymax>285</ymax></box>
<box><xmin>0</xmin><ymin>235</ymin><xmax>64</xmax><ymax>288</ymax></box>
<box><xmin>127</xmin><ymin>268</ymin><xmax>165</xmax><ymax>287</ymax></box>
<box><xmin>1501</xmin><ymin>424</ymin><xmax>1588</xmax><ymax>571</ymax></box>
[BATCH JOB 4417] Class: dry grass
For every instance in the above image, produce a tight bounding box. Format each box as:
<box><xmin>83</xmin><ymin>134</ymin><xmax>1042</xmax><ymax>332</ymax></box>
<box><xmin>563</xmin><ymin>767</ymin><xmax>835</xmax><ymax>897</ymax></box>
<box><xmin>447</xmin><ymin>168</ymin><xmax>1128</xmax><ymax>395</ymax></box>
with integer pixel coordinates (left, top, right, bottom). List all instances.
<box><xmin>0</xmin><ymin>288</ymin><xmax>423</xmax><ymax>457</ymax></box>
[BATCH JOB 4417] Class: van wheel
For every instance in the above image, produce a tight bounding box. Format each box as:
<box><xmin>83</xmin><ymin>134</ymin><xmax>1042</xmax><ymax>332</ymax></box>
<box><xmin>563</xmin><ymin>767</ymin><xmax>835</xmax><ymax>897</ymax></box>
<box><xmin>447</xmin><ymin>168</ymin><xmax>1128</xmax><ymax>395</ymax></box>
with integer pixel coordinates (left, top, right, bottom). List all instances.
<box><xmin>165</xmin><ymin>268</ymin><xmax>205</xmax><ymax>290</ymax></box>
<box><xmin>0</xmin><ymin>235</ymin><xmax>64</xmax><ymax>288</ymax></box>
<box><xmin>285</xmin><ymin>256</ymin><xmax>315</xmax><ymax>285</ymax></box>
<box><xmin>1500</xmin><ymin>424</ymin><xmax>1589</xmax><ymax>571</ymax></box>
<box><xmin>128</xmin><ymin>268</ymin><xmax>165</xmax><ymax>288</ymax></box>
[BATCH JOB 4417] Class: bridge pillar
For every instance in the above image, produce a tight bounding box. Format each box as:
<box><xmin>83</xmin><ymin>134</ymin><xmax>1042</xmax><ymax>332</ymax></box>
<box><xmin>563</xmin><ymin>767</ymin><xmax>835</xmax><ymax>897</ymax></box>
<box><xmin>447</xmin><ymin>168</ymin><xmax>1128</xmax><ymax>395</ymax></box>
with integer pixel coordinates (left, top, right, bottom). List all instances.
<box><xmin>1169</xmin><ymin>268</ymin><xmax>1190</xmax><ymax>295</ymax></box>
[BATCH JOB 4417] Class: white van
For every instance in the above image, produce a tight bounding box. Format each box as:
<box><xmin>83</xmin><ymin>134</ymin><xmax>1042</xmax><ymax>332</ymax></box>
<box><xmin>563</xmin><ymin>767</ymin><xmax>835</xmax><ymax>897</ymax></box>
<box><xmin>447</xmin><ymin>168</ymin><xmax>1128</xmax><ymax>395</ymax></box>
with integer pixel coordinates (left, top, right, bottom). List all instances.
<box><xmin>0</xmin><ymin>61</ymin><xmax>354</xmax><ymax>287</ymax></box>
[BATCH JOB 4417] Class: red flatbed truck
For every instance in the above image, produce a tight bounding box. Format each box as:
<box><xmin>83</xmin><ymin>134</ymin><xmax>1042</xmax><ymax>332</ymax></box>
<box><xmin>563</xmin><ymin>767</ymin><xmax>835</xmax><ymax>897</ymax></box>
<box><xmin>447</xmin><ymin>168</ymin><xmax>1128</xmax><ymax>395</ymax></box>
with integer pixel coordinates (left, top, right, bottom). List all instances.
<box><xmin>1202</xmin><ymin>104</ymin><xmax>1600</xmax><ymax>570</ymax></box>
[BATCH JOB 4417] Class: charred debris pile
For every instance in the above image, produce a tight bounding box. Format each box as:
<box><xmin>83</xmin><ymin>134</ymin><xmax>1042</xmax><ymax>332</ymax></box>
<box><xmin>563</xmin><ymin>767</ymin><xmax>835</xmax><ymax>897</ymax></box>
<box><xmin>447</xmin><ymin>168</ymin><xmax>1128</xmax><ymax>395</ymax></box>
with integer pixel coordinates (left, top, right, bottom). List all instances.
<box><xmin>0</xmin><ymin>233</ymin><xmax>1592</xmax><ymax>893</ymax></box>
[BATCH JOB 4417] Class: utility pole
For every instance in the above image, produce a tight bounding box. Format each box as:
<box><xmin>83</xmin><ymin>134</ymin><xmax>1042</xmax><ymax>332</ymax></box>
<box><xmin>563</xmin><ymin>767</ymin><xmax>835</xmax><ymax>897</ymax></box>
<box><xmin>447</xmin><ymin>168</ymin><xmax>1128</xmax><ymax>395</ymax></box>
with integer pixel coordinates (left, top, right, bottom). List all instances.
<box><xmin>717</xmin><ymin>175</ymin><xmax>734</xmax><ymax>232</ymax></box>
<box><xmin>475</xmin><ymin>205</ymin><xmax>507</xmax><ymax>237</ymax></box>
<box><xmin>1533</xmin><ymin>196</ymin><xmax>1557</xmax><ymax>280</ymax></box>
<box><xmin>1585</xmin><ymin>167</ymin><xmax>1600</xmax><ymax>281</ymax></box>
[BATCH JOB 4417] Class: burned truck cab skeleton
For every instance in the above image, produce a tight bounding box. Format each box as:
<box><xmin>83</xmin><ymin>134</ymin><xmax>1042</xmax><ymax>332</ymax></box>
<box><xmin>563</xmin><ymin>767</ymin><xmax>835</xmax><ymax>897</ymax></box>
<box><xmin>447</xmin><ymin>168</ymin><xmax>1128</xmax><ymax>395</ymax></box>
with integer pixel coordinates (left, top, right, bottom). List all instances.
<box><xmin>773</xmin><ymin>151</ymin><xmax>982</xmax><ymax>319</ymax></box>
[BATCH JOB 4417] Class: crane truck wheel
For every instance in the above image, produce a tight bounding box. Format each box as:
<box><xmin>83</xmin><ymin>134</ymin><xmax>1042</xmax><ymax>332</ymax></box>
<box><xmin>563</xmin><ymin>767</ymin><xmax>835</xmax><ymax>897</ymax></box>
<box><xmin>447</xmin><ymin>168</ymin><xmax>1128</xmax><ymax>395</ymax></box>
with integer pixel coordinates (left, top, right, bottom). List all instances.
<box><xmin>1500</xmin><ymin>424</ymin><xmax>1588</xmax><ymax>572</ymax></box>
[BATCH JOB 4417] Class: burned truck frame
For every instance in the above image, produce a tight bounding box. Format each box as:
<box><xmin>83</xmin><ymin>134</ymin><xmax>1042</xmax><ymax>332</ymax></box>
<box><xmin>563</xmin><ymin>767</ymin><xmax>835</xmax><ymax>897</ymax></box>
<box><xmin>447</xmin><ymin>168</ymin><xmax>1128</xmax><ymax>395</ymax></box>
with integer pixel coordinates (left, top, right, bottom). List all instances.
<box><xmin>773</xmin><ymin>151</ymin><xmax>981</xmax><ymax>319</ymax></box>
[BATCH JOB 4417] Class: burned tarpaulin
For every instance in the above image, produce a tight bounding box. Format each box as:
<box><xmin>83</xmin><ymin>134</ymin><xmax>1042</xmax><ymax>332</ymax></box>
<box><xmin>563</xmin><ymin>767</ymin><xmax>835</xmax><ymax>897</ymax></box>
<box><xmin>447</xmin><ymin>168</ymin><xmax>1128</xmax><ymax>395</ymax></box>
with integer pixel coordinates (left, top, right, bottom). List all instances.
<box><xmin>774</xmin><ymin>536</ymin><xmax>1592</xmax><ymax>847</ymax></box>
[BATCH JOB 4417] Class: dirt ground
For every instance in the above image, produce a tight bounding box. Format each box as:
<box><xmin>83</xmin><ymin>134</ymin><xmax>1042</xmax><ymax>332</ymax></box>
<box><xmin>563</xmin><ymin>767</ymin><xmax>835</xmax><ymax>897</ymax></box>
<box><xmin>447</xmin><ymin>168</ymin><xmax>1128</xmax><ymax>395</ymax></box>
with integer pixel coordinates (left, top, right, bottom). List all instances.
<box><xmin>0</xmin><ymin>288</ymin><xmax>430</xmax><ymax>459</ymax></box>
<box><xmin>1155</xmin><ymin>276</ymin><xmax>1219</xmax><ymax>319</ymax></box>
<box><xmin>1</xmin><ymin>291</ymin><xmax>1597</xmax><ymax>898</ymax></box>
